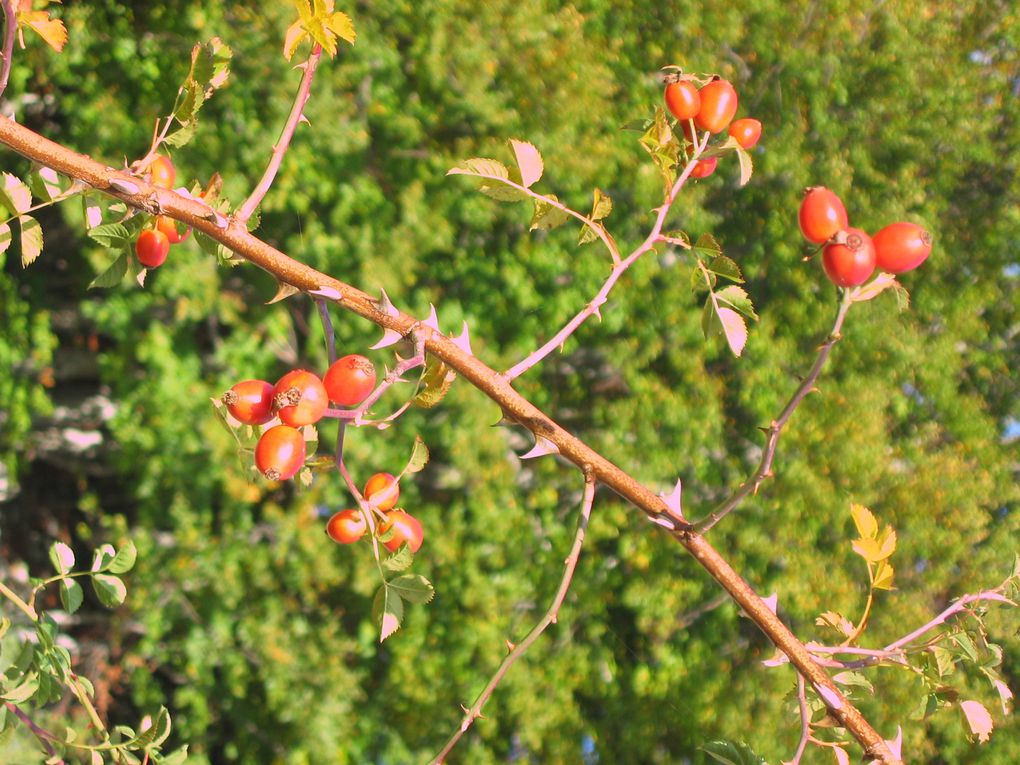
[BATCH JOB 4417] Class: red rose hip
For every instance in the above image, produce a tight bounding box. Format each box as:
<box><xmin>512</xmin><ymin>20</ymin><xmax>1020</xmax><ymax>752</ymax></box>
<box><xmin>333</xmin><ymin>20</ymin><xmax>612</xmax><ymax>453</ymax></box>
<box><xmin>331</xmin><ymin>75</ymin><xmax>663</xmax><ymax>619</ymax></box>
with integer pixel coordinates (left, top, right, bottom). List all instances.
<box><xmin>664</xmin><ymin>80</ymin><xmax>701</xmax><ymax>122</ymax></box>
<box><xmin>223</xmin><ymin>379</ymin><xmax>275</xmax><ymax>425</ymax></box>
<box><xmin>255</xmin><ymin>425</ymin><xmax>306</xmax><ymax>481</ymax></box>
<box><xmin>272</xmin><ymin>369</ymin><xmax>328</xmax><ymax>426</ymax></box>
<box><xmin>873</xmin><ymin>222</ymin><xmax>932</xmax><ymax>274</ymax></box>
<box><xmin>324</xmin><ymin>355</ymin><xmax>377</xmax><ymax>407</ymax></box>
<box><xmin>326</xmin><ymin>509</ymin><xmax>368</xmax><ymax>544</ymax></box>
<box><xmin>822</xmin><ymin>228</ymin><xmax>876</xmax><ymax>287</ymax></box>
<box><xmin>799</xmin><ymin>187</ymin><xmax>849</xmax><ymax>244</ymax></box>
<box><xmin>379</xmin><ymin>510</ymin><xmax>424</xmax><ymax>553</ymax></box>
<box><xmin>364</xmin><ymin>472</ymin><xmax>400</xmax><ymax>511</ymax></box>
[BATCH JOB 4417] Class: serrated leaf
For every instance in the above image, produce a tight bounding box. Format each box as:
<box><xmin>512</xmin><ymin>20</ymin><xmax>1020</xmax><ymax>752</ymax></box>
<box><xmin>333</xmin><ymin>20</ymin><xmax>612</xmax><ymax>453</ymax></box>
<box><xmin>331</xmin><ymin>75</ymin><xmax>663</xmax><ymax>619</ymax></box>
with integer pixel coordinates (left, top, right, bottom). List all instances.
<box><xmin>88</xmin><ymin>252</ymin><xmax>129</xmax><ymax>290</ymax></box>
<box><xmin>87</xmin><ymin>222</ymin><xmax>132</xmax><ymax>249</ymax></box>
<box><xmin>413</xmin><ymin>355</ymin><xmax>457</xmax><ymax>408</ymax></box>
<box><xmin>372</xmin><ymin>585</ymin><xmax>404</xmax><ymax>643</ymax></box>
<box><xmin>590</xmin><ymin>187</ymin><xmax>613</xmax><ymax>221</ymax></box>
<box><xmin>816</xmin><ymin>610</ymin><xmax>855</xmax><ymax>639</ymax></box>
<box><xmin>850</xmin><ymin>503</ymin><xmax>878</xmax><ymax>539</ymax></box>
<box><xmin>706</xmin><ymin>255</ymin><xmax>743</xmax><ymax>283</ymax></box>
<box><xmin>388</xmin><ymin>574</ymin><xmax>435</xmax><ymax>605</ymax></box>
<box><xmin>283</xmin><ymin>21</ymin><xmax>308</xmax><ymax>60</ymax></box>
<box><xmin>931</xmin><ymin>645</ymin><xmax>956</xmax><ymax>678</ymax></box>
<box><xmin>92</xmin><ymin>573</ymin><xmax>127</xmax><ymax>608</ymax></box>
<box><xmin>404</xmin><ymin>436</ymin><xmax>430</xmax><ymax>475</ymax></box>
<box><xmin>529</xmin><ymin>196</ymin><xmax>571</xmax><ymax>231</ymax></box>
<box><xmin>15</xmin><ymin>215</ymin><xmax>42</xmax><ymax>267</ymax></box>
<box><xmin>28</xmin><ymin>165</ymin><xmax>69</xmax><ymax>201</ymax></box>
<box><xmin>716</xmin><ymin>307</ymin><xmax>748</xmax><ymax>357</ymax></box>
<box><xmin>961</xmin><ymin>700</ymin><xmax>994</xmax><ymax>743</ymax></box>
<box><xmin>60</xmin><ymin>579</ymin><xmax>84</xmax><ymax>615</ymax></box>
<box><xmin>509</xmin><ymin>139</ymin><xmax>543</xmax><ymax>188</ymax></box>
<box><xmin>326</xmin><ymin>11</ymin><xmax>357</xmax><ymax>45</ymax></box>
<box><xmin>479</xmin><ymin>183</ymin><xmax>528</xmax><ymax>203</ymax></box>
<box><xmin>832</xmin><ymin>671</ymin><xmax>874</xmax><ymax>694</ymax></box>
<box><xmin>18</xmin><ymin>11</ymin><xmax>68</xmax><ymax>52</ymax></box>
<box><xmin>872</xmin><ymin>560</ymin><xmax>895</xmax><ymax>590</ymax></box>
<box><xmin>49</xmin><ymin>541</ymin><xmax>75</xmax><ymax>574</ymax></box>
<box><xmin>578</xmin><ymin>221</ymin><xmax>603</xmax><ymax>246</ymax></box>
<box><xmin>852</xmin><ymin>537</ymin><xmax>884</xmax><ymax>564</ymax></box>
<box><xmin>693</xmin><ymin>232</ymin><xmax>722</xmax><ymax>258</ymax></box>
<box><xmin>91</xmin><ymin>751</ymin><xmax>104</xmax><ymax>765</ymax></box>
<box><xmin>0</xmin><ymin>223</ymin><xmax>10</xmax><ymax>255</ymax></box>
<box><xmin>447</xmin><ymin>157</ymin><xmax>509</xmax><ymax>179</ymax></box>
<box><xmin>852</xmin><ymin>272</ymin><xmax>901</xmax><ymax>302</ymax></box>
<box><xmin>161</xmin><ymin>747</ymin><xmax>189</xmax><ymax>765</ymax></box>
<box><xmin>715</xmin><ymin>285</ymin><xmax>758</xmax><ymax>320</ymax></box>
<box><xmin>382</xmin><ymin>546</ymin><xmax>414</xmax><ymax>573</ymax></box>
<box><xmin>700</xmin><ymin>739</ymin><xmax>767</xmax><ymax>765</ymax></box>
<box><xmin>734</xmin><ymin>144</ymin><xmax>753</xmax><ymax>186</ymax></box>
<box><xmin>0</xmin><ymin>173</ymin><xmax>31</xmax><ymax>216</ymax></box>
<box><xmin>163</xmin><ymin>122</ymin><xmax>198</xmax><ymax>148</ymax></box>
<box><xmin>953</xmin><ymin>632</ymin><xmax>979</xmax><ymax>663</ymax></box>
<box><xmin>107</xmin><ymin>541</ymin><xmax>137</xmax><ymax>574</ymax></box>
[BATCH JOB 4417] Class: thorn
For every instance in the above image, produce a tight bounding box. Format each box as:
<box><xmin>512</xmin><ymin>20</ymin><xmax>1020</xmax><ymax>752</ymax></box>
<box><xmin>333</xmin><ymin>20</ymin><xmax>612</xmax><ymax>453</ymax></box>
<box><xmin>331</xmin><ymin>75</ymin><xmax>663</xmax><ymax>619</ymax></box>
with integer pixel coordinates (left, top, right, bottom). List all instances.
<box><xmin>505</xmin><ymin>639</ymin><xmax>516</xmax><ymax>652</ymax></box>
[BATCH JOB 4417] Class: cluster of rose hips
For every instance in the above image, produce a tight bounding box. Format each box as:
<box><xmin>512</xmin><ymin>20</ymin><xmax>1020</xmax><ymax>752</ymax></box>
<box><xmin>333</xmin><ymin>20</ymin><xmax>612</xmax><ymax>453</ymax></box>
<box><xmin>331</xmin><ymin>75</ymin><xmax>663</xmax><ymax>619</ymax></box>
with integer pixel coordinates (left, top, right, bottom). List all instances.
<box><xmin>221</xmin><ymin>354</ymin><xmax>425</xmax><ymax>554</ymax></box>
<box><xmin>664</xmin><ymin>73</ymin><xmax>762</xmax><ymax>179</ymax></box>
<box><xmin>798</xmin><ymin>187</ymin><xmax>933</xmax><ymax>287</ymax></box>
<box><xmin>134</xmin><ymin>154</ymin><xmax>191</xmax><ymax>269</ymax></box>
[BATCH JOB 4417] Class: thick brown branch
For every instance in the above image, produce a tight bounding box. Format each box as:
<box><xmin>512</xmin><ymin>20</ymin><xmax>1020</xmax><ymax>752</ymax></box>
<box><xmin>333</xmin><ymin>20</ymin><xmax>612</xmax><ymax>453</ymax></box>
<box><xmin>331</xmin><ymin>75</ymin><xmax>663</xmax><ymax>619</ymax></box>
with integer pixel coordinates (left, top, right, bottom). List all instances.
<box><xmin>0</xmin><ymin>114</ymin><xmax>900</xmax><ymax>764</ymax></box>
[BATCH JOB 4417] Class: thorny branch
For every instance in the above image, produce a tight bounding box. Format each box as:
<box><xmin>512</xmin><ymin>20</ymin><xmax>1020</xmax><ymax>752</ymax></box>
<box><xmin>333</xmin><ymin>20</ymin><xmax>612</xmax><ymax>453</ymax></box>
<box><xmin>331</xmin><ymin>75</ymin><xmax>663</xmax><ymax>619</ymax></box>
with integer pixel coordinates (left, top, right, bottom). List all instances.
<box><xmin>0</xmin><ymin>112</ymin><xmax>901</xmax><ymax>764</ymax></box>
<box><xmin>429</xmin><ymin>471</ymin><xmax>597</xmax><ymax>764</ymax></box>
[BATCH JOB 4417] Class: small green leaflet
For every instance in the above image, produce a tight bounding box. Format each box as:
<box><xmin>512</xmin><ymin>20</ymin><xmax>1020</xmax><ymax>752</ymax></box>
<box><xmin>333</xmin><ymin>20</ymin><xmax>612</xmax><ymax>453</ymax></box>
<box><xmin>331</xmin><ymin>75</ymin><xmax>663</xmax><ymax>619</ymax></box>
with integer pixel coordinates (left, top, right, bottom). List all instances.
<box><xmin>60</xmin><ymin>579</ymin><xmax>84</xmax><ymax>615</ymax></box>
<box><xmin>388</xmin><ymin>574</ymin><xmax>435</xmax><ymax>605</ymax></box>
<box><xmin>447</xmin><ymin>158</ymin><xmax>528</xmax><ymax>202</ymax></box>
<box><xmin>714</xmin><ymin>285</ymin><xmax>758</xmax><ymax>321</ymax></box>
<box><xmin>579</xmin><ymin>188</ymin><xmax>613</xmax><ymax>245</ymax></box>
<box><xmin>372</xmin><ymin>583</ymin><xmax>405</xmax><ymax>642</ymax></box>
<box><xmin>403</xmin><ymin>436</ymin><xmax>430</xmax><ymax>475</ymax></box>
<box><xmin>530</xmin><ymin>195</ymin><xmax>571</xmax><ymax>231</ymax></box>
<box><xmin>638</xmin><ymin>107</ymin><xmax>681</xmax><ymax>191</ymax></box>
<box><xmin>413</xmin><ymin>355</ymin><xmax>457</xmax><ymax>408</ymax></box>
<box><xmin>702</xmin><ymin>298</ymin><xmax>749</xmax><ymax>357</ymax></box>
<box><xmin>92</xmin><ymin>573</ymin><xmax>127</xmax><ymax>608</ymax></box>
<box><xmin>89</xmin><ymin>251</ymin><xmax>129</xmax><ymax>290</ymax></box>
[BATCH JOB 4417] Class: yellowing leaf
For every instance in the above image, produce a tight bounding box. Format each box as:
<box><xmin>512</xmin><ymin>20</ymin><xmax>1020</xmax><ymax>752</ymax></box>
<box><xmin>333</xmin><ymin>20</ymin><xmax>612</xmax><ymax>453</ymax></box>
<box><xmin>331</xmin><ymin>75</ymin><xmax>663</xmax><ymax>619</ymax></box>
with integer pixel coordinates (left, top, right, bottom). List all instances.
<box><xmin>509</xmin><ymin>139</ymin><xmax>543</xmax><ymax>188</ymax></box>
<box><xmin>876</xmin><ymin>527</ymin><xmax>897</xmax><ymax>560</ymax></box>
<box><xmin>852</xmin><ymin>536</ymin><xmax>883</xmax><ymax>564</ymax></box>
<box><xmin>283</xmin><ymin>21</ymin><xmax>308</xmax><ymax>60</ymax></box>
<box><xmin>961</xmin><ymin>700</ymin><xmax>994</xmax><ymax>743</ymax></box>
<box><xmin>850</xmin><ymin>503</ymin><xmax>878</xmax><ymax>539</ymax></box>
<box><xmin>18</xmin><ymin>10</ymin><xmax>67</xmax><ymax>52</ymax></box>
<box><xmin>325</xmin><ymin>11</ymin><xmax>356</xmax><ymax>44</ymax></box>
<box><xmin>872</xmin><ymin>560</ymin><xmax>895</xmax><ymax>590</ymax></box>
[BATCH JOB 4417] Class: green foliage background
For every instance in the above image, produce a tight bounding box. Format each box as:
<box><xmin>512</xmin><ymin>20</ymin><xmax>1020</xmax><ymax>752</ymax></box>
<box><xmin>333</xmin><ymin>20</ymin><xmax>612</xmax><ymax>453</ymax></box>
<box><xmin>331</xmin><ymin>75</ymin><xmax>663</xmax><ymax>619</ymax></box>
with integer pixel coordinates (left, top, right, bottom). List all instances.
<box><xmin>1</xmin><ymin>1</ymin><xmax>1018</xmax><ymax>762</ymax></box>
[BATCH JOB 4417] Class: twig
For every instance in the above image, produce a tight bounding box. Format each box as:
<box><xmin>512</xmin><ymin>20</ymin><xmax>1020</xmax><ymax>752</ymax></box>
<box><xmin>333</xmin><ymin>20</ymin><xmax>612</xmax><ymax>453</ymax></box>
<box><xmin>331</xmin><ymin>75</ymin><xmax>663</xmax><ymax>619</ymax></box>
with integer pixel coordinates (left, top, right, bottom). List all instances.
<box><xmin>0</xmin><ymin>0</ymin><xmax>15</xmax><ymax>100</ymax></box>
<box><xmin>5</xmin><ymin>702</ymin><xmax>64</xmax><ymax>762</ymax></box>
<box><xmin>316</xmin><ymin>298</ymin><xmax>338</xmax><ymax>365</ymax></box>
<box><xmin>428</xmin><ymin>470</ymin><xmax>597</xmax><ymax>764</ymax></box>
<box><xmin>695</xmin><ymin>291</ymin><xmax>853</xmax><ymax>532</ymax></box>
<box><xmin>503</xmin><ymin>134</ymin><xmax>708</xmax><ymax>382</ymax></box>
<box><xmin>0</xmin><ymin>114</ymin><xmax>901</xmax><ymax>764</ymax></box>
<box><xmin>789</xmin><ymin>673</ymin><xmax>811</xmax><ymax>764</ymax></box>
<box><xmin>0</xmin><ymin>579</ymin><xmax>38</xmax><ymax>621</ymax></box>
<box><xmin>806</xmin><ymin>587</ymin><xmax>1016</xmax><ymax>669</ymax></box>
<box><xmin>236</xmin><ymin>45</ymin><xmax>323</xmax><ymax>224</ymax></box>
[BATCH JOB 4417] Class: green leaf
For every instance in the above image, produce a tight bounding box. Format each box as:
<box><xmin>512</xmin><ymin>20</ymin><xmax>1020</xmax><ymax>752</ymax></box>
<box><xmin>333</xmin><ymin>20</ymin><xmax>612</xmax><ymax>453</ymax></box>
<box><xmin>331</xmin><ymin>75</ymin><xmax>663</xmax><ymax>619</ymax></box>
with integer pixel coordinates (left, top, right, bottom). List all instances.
<box><xmin>1</xmin><ymin>672</ymin><xmax>39</xmax><ymax>704</ymax></box>
<box><xmin>693</xmin><ymin>232</ymin><xmax>723</xmax><ymax>259</ymax></box>
<box><xmin>0</xmin><ymin>223</ymin><xmax>10</xmax><ymax>255</ymax></box>
<box><xmin>87</xmin><ymin>222</ymin><xmax>132</xmax><ymax>249</ymax></box>
<box><xmin>92</xmin><ymin>573</ymin><xmax>128</xmax><ymax>608</ymax></box>
<box><xmin>60</xmin><ymin>579</ymin><xmax>84</xmax><ymax>615</ymax></box>
<box><xmin>529</xmin><ymin>196</ymin><xmax>571</xmax><ymax>231</ymax></box>
<box><xmin>163</xmin><ymin>122</ymin><xmax>198</xmax><ymax>149</ymax></box>
<box><xmin>734</xmin><ymin>144</ymin><xmax>753</xmax><ymax>186</ymax></box>
<box><xmin>382</xmin><ymin>546</ymin><xmax>414</xmax><ymax>573</ymax></box>
<box><xmin>412</xmin><ymin>354</ymin><xmax>457</xmax><ymax>408</ymax></box>
<box><xmin>589</xmin><ymin>187</ymin><xmax>613</xmax><ymax>221</ymax></box>
<box><xmin>872</xmin><ymin>559</ymin><xmax>895</xmax><ymax>590</ymax></box>
<box><xmin>706</xmin><ymin>255</ymin><xmax>743</xmax><ymax>283</ymax></box>
<box><xmin>161</xmin><ymin>746</ymin><xmax>189</xmax><ymax>765</ymax></box>
<box><xmin>49</xmin><ymin>541</ymin><xmax>75</xmax><ymax>574</ymax></box>
<box><xmin>953</xmin><ymin>632</ymin><xmax>979</xmax><ymax>663</ymax></box>
<box><xmin>388</xmin><ymin>574</ymin><xmax>435</xmax><ymax>605</ymax></box>
<box><xmin>107</xmin><ymin>540</ymin><xmax>137</xmax><ymax>574</ymax></box>
<box><xmin>17</xmin><ymin>216</ymin><xmax>43</xmax><ymax>268</ymax></box>
<box><xmin>716</xmin><ymin>306</ymin><xmax>748</xmax><ymax>357</ymax></box>
<box><xmin>447</xmin><ymin>157</ymin><xmax>509</xmax><ymax>179</ymax></box>
<box><xmin>403</xmin><ymin>436</ymin><xmax>430</xmax><ymax>475</ymax></box>
<box><xmin>700</xmin><ymin>740</ymin><xmax>767</xmax><ymax>765</ymax></box>
<box><xmin>88</xmin><ymin>251</ymin><xmax>129</xmax><ymax>290</ymax></box>
<box><xmin>715</xmin><ymin>285</ymin><xmax>758</xmax><ymax>320</ymax></box>
<box><xmin>0</xmin><ymin>173</ymin><xmax>32</xmax><ymax>216</ymax></box>
<box><xmin>832</xmin><ymin>670</ymin><xmax>875</xmax><ymax>694</ymax></box>
<box><xmin>372</xmin><ymin>585</ymin><xmax>404</xmax><ymax>643</ymax></box>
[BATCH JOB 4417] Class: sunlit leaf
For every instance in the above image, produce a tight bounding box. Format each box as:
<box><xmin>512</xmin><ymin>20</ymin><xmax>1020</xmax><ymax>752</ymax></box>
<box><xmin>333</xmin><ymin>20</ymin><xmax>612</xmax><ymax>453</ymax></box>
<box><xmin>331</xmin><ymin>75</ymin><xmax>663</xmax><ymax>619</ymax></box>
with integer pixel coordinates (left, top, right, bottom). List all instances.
<box><xmin>961</xmin><ymin>700</ymin><xmax>994</xmax><ymax>743</ymax></box>
<box><xmin>509</xmin><ymin>139</ymin><xmax>543</xmax><ymax>188</ymax></box>
<box><xmin>388</xmin><ymin>574</ymin><xmax>435</xmax><ymax>605</ymax></box>
<box><xmin>850</xmin><ymin>504</ymin><xmax>878</xmax><ymax>539</ymax></box>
